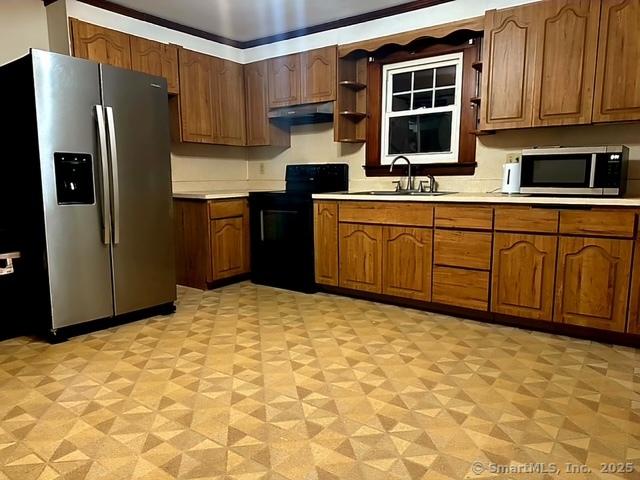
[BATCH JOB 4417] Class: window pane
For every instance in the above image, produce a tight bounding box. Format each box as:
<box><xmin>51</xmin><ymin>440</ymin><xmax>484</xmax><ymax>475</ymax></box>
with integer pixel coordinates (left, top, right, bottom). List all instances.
<box><xmin>434</xmin><ymin>88</ymin><xmax>456</xmax><ymax>107</ymax></box>
<box><xmin>389</xmin><ymin>113</ymin><xmax>452</xmax><ymax>155</ymax></box>
<box><xmin>414</xmin><ymin>69</ymin><xmax>434</xmax><ymax>90</ymax></box>
<box><xmin>388</xmin><ymin>116</ymin><xmax>418</xmax><ymax>154</ymax></box>
<box><xmin>413</xmin><ymin>91</ymin><xmax>433</xmax><ymax>109</ymax></box>
<box><xmin>392</xmin><ymin>94</ymin><xmax>411</xmax><ymax>111</ymax></box>
<box><xmin>418</xmin><ymin>112</ymin><xmax>452</xmax><ymax>152</ymax></box>
<box><xmin>435</xmin><ymin>66</ymin><xmax>456</xmax><ymax>87</ymax></box>
<box><xmin>392</xmin><ymin>72</ymin><xmax>412</xmax><ymax>93</ymax></box>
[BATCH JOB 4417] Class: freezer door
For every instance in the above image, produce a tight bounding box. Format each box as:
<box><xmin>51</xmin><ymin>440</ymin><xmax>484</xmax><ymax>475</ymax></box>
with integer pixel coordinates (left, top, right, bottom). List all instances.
<box><xmin>32</xmin><ymin>51</ymin><xmax>115</xmax><ymax>329</ymax></box>
<box><xmin>100</xmin><ymin>65</ymin><xmax>176</xmax><ymax>315</ymax></box>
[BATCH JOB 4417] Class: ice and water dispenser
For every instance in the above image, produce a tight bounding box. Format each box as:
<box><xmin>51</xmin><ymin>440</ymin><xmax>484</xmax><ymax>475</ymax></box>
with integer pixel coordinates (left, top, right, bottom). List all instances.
<box><xmin>54</xmin><ymin>152</ymin><xmax>95</xmax><ymax>205</ymax></box>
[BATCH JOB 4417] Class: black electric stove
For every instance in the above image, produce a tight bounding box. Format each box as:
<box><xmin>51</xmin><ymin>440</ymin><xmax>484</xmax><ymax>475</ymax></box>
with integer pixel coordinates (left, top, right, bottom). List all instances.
<box><xmin>249</xmin><ymin>164</ymin><xmax>348</xmax><ymax>293</ymax></box>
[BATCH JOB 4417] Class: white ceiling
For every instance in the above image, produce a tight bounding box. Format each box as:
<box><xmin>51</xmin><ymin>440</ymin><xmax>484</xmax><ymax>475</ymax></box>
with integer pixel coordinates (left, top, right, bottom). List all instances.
<box><xmin>109</xmin><ymin>0</ymin><xmax>415</xmax><ymax>43</ymax></box>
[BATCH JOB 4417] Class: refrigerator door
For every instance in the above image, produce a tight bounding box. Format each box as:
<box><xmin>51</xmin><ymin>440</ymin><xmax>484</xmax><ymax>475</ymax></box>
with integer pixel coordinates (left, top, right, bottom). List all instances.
<box><xmin>32</xmin><ymin>51</ymin><xmax>115</xmax><ymax>329</ymax></box>
<box><xmin>100</xmin><ymin>65</ymin><xmax>176</xmax><ymax>315</ymax></box>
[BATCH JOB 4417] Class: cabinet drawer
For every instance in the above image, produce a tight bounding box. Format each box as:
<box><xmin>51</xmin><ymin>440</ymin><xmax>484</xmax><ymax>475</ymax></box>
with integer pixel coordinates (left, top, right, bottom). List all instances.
<box><xmin>494</xmin><ymin>206</ymin><xmax>559</xmax><ymax>233</ymax></box>
<box><xmin>209</xmin><ymin>199</ymin><xmax>246</xmax><ymax>219</ymax></box>
<box><xmin>432</xmin><ymin>266</ymin><xmax>489</xmax><ymax>311</ymax></box>
<box><xmin>434</xmin><ymin>230</ymin><xmax>492</xmax><ymax>270</ymax></box>
<box><xmin>339</xmin><ymin>202</ymin><xmax>433</xmax><ymax>227</ymax></box>
<box><xmin>435</xmin><ymin>205</ymin><xmax>493</xmax><ymax>230</ymax></box>
<box><xmin>559</xmin><ymin>210</ymin><xmax>636</xmax><ymax>238</ymax></box>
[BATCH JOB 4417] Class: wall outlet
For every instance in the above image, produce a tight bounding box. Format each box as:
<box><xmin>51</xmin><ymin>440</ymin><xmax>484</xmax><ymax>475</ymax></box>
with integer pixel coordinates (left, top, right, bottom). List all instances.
<box><xmin>259</xmin><ymin>163</ymin><xmax>265</xmax><ymax>175</ymax></box>
<box><xmin>506</xmin><ymin>153</ymin><xmax>521</xmax><ymax>164</ymax></box>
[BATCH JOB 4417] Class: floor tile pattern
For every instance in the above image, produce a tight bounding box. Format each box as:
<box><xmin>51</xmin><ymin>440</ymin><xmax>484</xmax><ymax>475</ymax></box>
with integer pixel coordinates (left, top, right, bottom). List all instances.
<box><xmin>0</xmin><ymin>282</ymin><xmax>639</xmax><ymax>479</ymax></box>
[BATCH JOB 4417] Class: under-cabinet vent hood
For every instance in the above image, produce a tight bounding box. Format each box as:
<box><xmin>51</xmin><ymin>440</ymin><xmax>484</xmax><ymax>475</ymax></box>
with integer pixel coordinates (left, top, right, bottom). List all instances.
<box><xmin>268</xmin><ymin>102</ymin><xmax>333</xmax><ymax>125</ymax></box>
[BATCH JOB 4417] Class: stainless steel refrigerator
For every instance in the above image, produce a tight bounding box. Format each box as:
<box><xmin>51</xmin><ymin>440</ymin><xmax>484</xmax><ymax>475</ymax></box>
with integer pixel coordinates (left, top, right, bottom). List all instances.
<box><xmin>0</xmin><ymin>49</ymin><xmax>176</xmax><ymax>340</ymax></box>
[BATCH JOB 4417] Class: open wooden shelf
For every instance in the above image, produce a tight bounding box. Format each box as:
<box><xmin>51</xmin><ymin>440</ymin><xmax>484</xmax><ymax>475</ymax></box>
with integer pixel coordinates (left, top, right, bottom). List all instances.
<box><xmin>340</xmin><ymin>111</ymin><xmax>367</xmax><ymax>120</ymax></box>
<box><xmin>339</xmin><ymin>80</ymin><xmax>367</xmax><ymax>91</ymax></box>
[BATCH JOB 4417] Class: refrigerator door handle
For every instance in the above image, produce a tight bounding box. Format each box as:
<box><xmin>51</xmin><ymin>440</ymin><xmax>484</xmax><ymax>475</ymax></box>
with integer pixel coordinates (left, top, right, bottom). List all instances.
<box><xmin>105</xmin><ymin>106</ymin><xmax>121</xmax><ymax>245</ymax></box>
<box><xmin>95</xmin><ymin>105</ymin><xmax>111</xmax><ymax>245</ymax></box>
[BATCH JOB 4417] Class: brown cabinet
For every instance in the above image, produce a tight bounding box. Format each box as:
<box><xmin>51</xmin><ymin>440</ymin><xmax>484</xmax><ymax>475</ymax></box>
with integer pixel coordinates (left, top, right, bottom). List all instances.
<box><xmin>130</xmin><ymin>36</ymin><xmax>179</xmax><ymax>95</ymax></box>
<box><xmin>174</xmin><ymin>198</ymin><xmax>249</xmax><ymax>290</ymax></box>
<box><xmin>555</xmin><ymin>236</ymin><xmax>632</xmax><ymax>332</ymax></box>
<box><xmin>492</xmin><ymin>233</ymin><xmax>557</xmax><ymax>321</ymax></box>
<box><xmin>70</xmin><ymin>18</ymin><xmax>132</xmax><ymax>69</ymax></box>
<box><xmin>314</xmin><ymin>201</ymin><xmax>339</xmax><ymax>286</ymax></box>
<box><xmin>301</xmin><ymin>46</ymin><xmax>337</xmax><ymax>104</ymax></box>
<box><xmin>268</xmin><ymin>54</ymin><xmax>301</xmax><ymax>108</ymax></box>
<box><xmin>382</xmin><ymin>227</ymin><xmax>432</xmax><ymax>301</ymax></box>
<box><xmin>627</xmin><ymin>241</ymin><xmax>640</xmax><ymax>334</ymax></box>
<box><xmin>178</xmin><ymin>49</ymin><xmax>246</xmax><ymax>146</ymax></box>
<box><xmin>339</xmin><ymin>223</ymin><xmax>383</xmax><ymax>293</ymax></box>
<box><xmin>480</xmin><ymin>4</ymin><xmax>538</xmax><ymax>130</ymax></box>
<box><xmin>532</xmin><ymin>0</ymin><xmax>600</xmax><ymax>126</ymax></box>
<box><xmin>433</xmin><ymin>267</ymin><xmax>490</xmax><ymax>311</ymax></box>
<box><xmin>593</xmin><ymin>0</ymin><xmax>640</xmax><ymax>122</ymax></box>
<box><xmin>244</xmin><ymin>61</ymin><xmax>290</xmax><ymax>147</ymax></box>
<box><xmin>211</xmin><ymin>58</ymin><xmax>246</xmax><ymax>146</ymax></box>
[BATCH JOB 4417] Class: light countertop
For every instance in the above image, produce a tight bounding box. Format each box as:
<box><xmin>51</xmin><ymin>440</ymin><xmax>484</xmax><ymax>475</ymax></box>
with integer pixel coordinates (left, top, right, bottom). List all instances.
<box><xmin>312</xmin><ymin>191</ymin><xmax>640</xmax><ymax>207</ymax></box>
<box><xmin>173</xmin><ymin>191</ymin><xmax>249</xmax><ymax>200</ymax></box>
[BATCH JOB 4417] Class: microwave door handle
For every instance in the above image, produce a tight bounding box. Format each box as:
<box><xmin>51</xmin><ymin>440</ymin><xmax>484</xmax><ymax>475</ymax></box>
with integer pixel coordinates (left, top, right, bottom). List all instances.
<box><xmin>95</xmin><ymin>105</ymin><xmax>111</xmax><ymax>245</ymax></box>
<box><xmin>105</xmin><ymin>107</ymin><xmax>121</xmax><ymax>245</ymax></box>
<box><xmin>589</xmin><ymin>154</ymin><xmax>597</xmax><ymax>188</ymax></box>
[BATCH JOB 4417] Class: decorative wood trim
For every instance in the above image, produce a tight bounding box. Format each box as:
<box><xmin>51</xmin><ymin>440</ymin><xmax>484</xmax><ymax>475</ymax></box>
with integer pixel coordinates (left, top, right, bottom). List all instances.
<box><xmin>47</xmin><ymin>0</ymin><xmax>456</xmax><ymax>50</ymax></box>
<box><xmin>339</xmin><ymin>16</ymin><xmax>485</xmax><ymax>57</ymax></box>
<box><xmin>365</xmin><ymin>39</ymin><xmax>480</xmax><ymax>177</ymax></box>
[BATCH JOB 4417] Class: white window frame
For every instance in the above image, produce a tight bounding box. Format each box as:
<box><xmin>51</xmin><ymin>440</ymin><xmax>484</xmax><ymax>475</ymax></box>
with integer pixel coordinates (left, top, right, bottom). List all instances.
<box><xmin>380</xmin><ymin>52</ymin><xmax>463</xmax><ymax>165</ymax></box>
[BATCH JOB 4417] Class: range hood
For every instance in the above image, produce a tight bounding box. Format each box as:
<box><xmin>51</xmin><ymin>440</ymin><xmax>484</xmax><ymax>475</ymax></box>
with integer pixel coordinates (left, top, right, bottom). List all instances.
<box><xmin>268</xmin><ymin>102</ymin><xmax>333</xmax><ymax>125</ymax></box>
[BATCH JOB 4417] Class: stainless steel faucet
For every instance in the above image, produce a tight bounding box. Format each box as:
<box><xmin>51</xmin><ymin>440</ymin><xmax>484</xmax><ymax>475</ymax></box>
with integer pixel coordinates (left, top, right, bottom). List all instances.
<box><xmin>389</xmin><ymin>156</ymin><xmax>414</xmax><ymax>191</ymax></box>
<box><xmin>426</xmin><ymin>174</ymin><xmax>436</xmax><ymax>193</ymax></box>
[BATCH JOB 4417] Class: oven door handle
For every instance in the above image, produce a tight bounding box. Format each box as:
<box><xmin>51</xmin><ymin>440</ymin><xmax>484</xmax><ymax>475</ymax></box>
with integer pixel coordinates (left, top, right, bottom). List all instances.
<box><xmin>260</xmin><ymin>210</ymin><xmax>265</xmax><ymax>242</ymax></box>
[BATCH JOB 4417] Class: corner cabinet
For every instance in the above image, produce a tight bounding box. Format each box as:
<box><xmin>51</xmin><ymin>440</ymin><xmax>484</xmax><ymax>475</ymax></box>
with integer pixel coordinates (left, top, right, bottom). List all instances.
<box><xmin>70</xmin><ymin>18</ymin><xmax>132</xmax><ymax>69</ymax></box>
<box><xmin>593</xmin><ymin>0</ymin><xmax>640</xmax><ymax>122</ymax></box>
<box><xmin>211</xmin><ymin>58</ymin><xmax>247</xmax><ymax>146</ymax></box>
<box><xmin>555</xmin><ymin>237</ymin><xmax>632</xmax><ymax>332</ymax></box>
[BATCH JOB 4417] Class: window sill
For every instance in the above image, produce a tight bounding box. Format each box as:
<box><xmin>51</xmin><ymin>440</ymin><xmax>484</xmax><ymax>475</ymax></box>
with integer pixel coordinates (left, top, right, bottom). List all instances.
<box><xmin>364</xmin><ymin>162</ymin><xmax>477</xmax><ymax>177</ymax></box>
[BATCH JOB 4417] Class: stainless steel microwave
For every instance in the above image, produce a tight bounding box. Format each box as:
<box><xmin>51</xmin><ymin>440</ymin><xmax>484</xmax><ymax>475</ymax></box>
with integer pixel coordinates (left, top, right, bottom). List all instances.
<box><xmin>519</xmin><ymin>146</ymin><xmax>629</xmax><ymax>196</ymax></box>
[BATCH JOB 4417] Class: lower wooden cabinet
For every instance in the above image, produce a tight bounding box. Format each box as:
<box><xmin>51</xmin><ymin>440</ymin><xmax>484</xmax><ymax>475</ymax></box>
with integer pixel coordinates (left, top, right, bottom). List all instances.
<box><xmin>339</xmin><ymin>223</ymin><xmax>383</xmax><ymax>293</ymax></box>
<box><xmin>314</xmin><ymin>202</ymin><xmax>339</xmax><ymax>286</ymax></box>
<box><xmin>383</xmin><ymin>227</ymin><xmax>432</xmax><ymax>301</ymax></box>
<box><xmin>433</xmin><ymin>266</ymin><xmax>489</xmax><ymax>311</ymax></box>
<box><xmin>555</xmin><ymin>237</ymin><xmax>633</xmax><ymax>332</ymax></box>
<box><xmin>492</xmin><ymin>233</ymin><xmax>557</xmax><ymax>321</ymax></box>
<box><xmin>628</xmin><ymin>241</ymin><xmax>640</xmax><ymax>334</ymax></box>
<box><xmin>174</xmin><ymin>198</ymin><xmax>249</xmax><ymax>289</ymax></box>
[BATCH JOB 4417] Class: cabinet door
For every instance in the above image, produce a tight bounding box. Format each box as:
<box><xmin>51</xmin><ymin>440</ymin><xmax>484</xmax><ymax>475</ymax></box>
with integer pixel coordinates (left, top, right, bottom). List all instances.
<box><xmin>130</xmin><ymin>36</ymin><xmax>179</xmax><ymax>95</ymax></box>
<box><xmin>178</xmin><ymin>49</ymin><xmax>214</xmax><ymax>143</ymax></box>
<box><xmin>211</xmin><ymin>58</ymin><xmax>247</xmax><ymax>146</ymax></box>
<box><xmin>244</xmin><ymin>61</ymin><xmax>290</xmax><ymax>147</ymax></box>
<box><xmin>627</xmin><ymin>241</ymin><xmax>640</xmax><ymax>334</ymax></box>
<box><xmin>314</xmin><ymin>202</ymin><xmax>339</xmax><ymax>286</ymax></box>
<box><xmin>480</xmin><ymin>5</ymin><xmax>538</xmax><ymax>130</ymax></box>
<box><xmin>593</xmin><ymin>0</ymin><xmax>640</xmax><ymax>122</ymax></box>
<box><xmin>339</xmin><ymin>223</ymin><xmax>383</xmax><ymax>293</ymax></box>
<box><xmin>268</xmin><ymin>54</ymin><xmax>301</xmax><ymax>108</ymax></box>
<box><xmin>382</xmin><ymin>227</ymin><xmax>432</xmax><ymax>301</ymax></box>
<box><xmin>532</xmin><ymin>0</ymin><xmax>600</xmax><ymax>126</ymax></box>
<box><xmin>555</xmin><ymin>237</ymin><xmax>632</xmax><ymax>332</ymax></box>
<box><xmin>211</xmin><ymin>217</ymin><xmax>246</xmax><ymax>280</ymax></box>
<box><xmin>492</xmin><ymin>233</ymin><xmax>557</xmax><ymax>320</ymax></box>
<box><xmin>70</xmin><ymin>18</ymin><xmax>131</xmax><ymax>69</ymax></box>
<box><xmin>301</xmin><ymin>46</ymin><xmax>337</xmax><ymax>104</ymax></box>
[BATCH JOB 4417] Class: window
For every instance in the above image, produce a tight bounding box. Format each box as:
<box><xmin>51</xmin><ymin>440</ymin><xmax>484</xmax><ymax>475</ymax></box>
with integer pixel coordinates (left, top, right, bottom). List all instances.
<box><xmin>380</xmin><ymin>53</ymin><xmax>463</xmax><ymax>165</ymax></box>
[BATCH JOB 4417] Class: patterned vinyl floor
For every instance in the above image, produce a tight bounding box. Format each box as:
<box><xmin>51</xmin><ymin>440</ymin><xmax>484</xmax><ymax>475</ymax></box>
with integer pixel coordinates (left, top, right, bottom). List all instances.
<box><xmin>0</xmin><ymin>282</ymin><xmax>638</xmax><ymax>480</ymax></box>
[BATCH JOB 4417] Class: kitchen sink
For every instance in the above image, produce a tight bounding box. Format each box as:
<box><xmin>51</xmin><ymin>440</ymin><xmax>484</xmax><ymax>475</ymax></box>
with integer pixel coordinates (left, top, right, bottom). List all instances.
<box><xmin>351</xmin><ymin>191</ymin><xmax>456</xmax><ymax>196</ymax></box>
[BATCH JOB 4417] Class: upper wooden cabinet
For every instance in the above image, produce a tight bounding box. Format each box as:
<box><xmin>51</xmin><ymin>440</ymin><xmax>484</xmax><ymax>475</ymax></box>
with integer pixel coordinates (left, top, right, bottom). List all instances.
<box><xmin>130</xmin><ymin>36</ymin><xmax>180</xmax><ymax>95</ymax></box>
<box><xmin>211</xmin><ymin>58</ymin><xmax>247</xmax><ymax>146</ymax></box>
<box><xmin>492</xmin><ymin>233</ymin><xmax>557</xmax><ymax>321</ymax></box>
<box><xmin>301</xmin><ymin>46</ymin><xmax>337</xmax><ymax>104</ymax></box>
<box><xmin>70</xmin><ymin>18</ymin><xmax>132</xmax><ymax>69</ymax></box>
<box><xmin>481</xmin><ymin>4</ymin><xmax>538</xmax><ymax>130</ymax></box>
<box><xmin>532</xmin><ymin>0</ymin><xmax>601</xmax><ymax>126</ymax></box>
<box><xmin>268</xmin><ymin>47</ymin><xmax>337</xmax><ymax>108</ymax></box>
<box><xmin>555</xmin><ymin>236</ymin><xmax>632</xmax><ymax>332</ymax></box>
<box><xmin>178</xmin><ymin>49</ymin><xmax>215</xmax><ymax>143</ymax></box>
<box><xmin>244</xmin><ymin>61</ymin><xmax>290</xmax><ymax>147</ymax></box>
<box><xmin>268</xmin><ymin>54</ymin><xmax>301</xmax><ymax>108</ymax></box>
<box><xmin>593</xmin><ymin>0</ymin><xmax>640</xmax><ymax>122</ymax></box>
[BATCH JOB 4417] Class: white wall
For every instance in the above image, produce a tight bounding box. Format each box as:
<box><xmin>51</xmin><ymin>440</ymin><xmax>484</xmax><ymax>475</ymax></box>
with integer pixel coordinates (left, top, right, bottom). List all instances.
<box><xmin>0</xmin><ymin>0</ymin><xmax>49</xmax><ymax>65</ymax></box>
